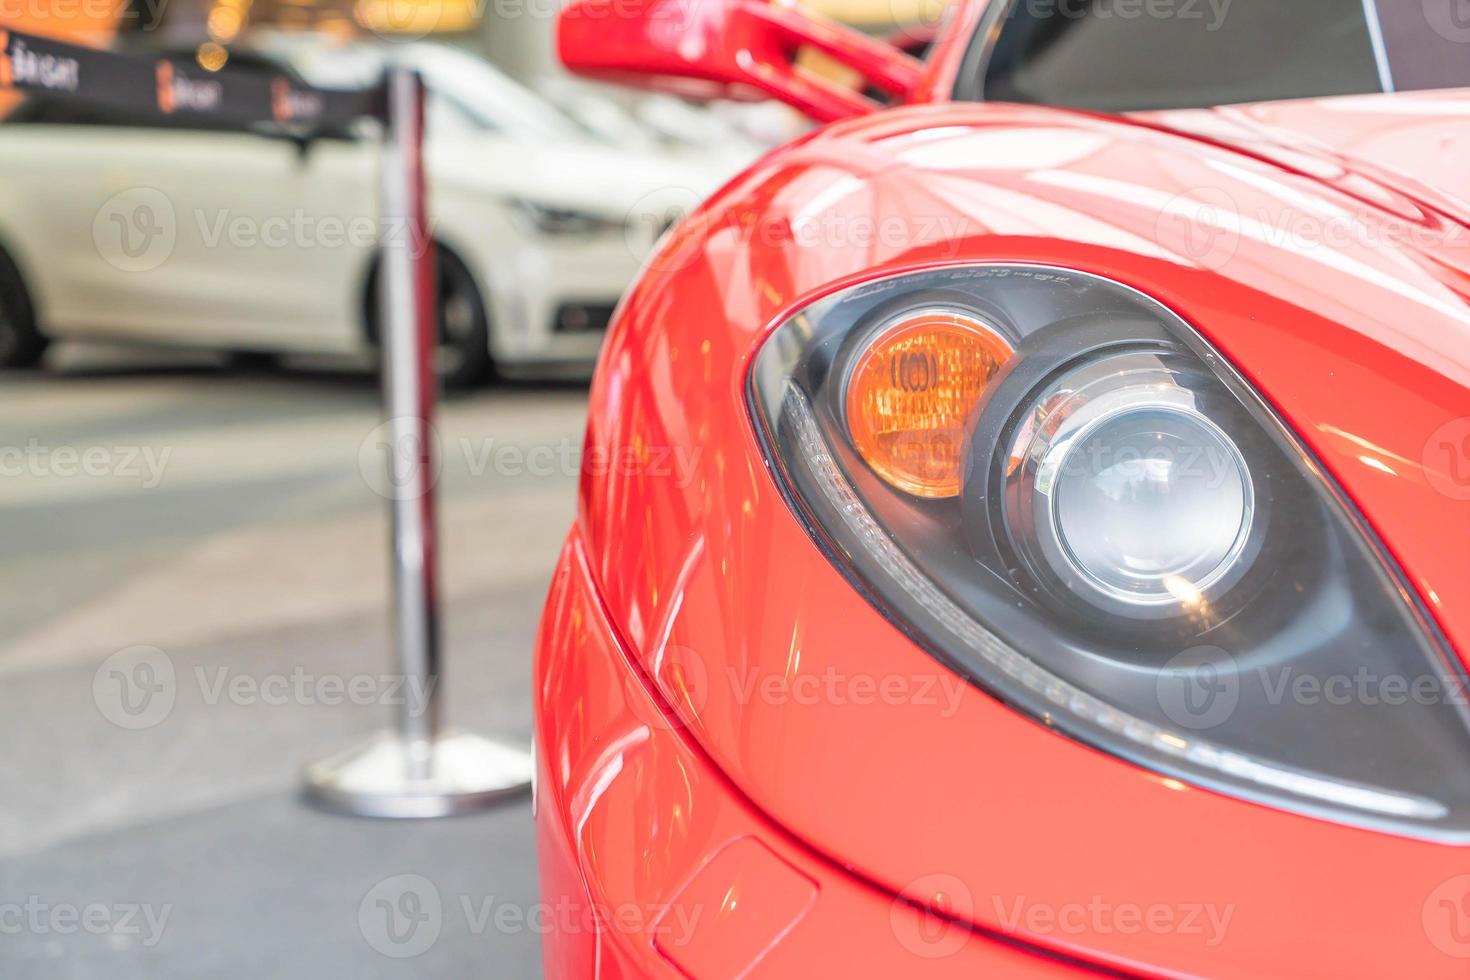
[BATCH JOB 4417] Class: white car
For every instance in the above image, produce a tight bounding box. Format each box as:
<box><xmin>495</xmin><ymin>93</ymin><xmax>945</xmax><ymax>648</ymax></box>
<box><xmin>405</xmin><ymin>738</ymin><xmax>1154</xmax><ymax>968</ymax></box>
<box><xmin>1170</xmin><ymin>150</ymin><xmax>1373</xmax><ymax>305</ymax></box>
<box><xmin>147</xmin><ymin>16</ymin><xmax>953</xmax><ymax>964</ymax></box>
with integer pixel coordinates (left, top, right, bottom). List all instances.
<box><xmin>0</xmin><ymin>43</ymin><xmax>735</xmax><ymax>385</ymax></box>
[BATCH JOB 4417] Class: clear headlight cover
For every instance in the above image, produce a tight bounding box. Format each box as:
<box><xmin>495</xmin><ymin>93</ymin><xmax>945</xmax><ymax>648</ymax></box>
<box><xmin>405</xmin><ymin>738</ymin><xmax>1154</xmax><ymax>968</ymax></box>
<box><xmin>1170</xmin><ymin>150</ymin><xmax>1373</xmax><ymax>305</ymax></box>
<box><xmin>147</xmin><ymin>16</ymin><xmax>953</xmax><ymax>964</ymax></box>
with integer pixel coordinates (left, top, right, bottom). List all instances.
<box><xmin>747</xmin><ymin>265</ymin><xmax>1470</xmax><ymax>840</ymax></box>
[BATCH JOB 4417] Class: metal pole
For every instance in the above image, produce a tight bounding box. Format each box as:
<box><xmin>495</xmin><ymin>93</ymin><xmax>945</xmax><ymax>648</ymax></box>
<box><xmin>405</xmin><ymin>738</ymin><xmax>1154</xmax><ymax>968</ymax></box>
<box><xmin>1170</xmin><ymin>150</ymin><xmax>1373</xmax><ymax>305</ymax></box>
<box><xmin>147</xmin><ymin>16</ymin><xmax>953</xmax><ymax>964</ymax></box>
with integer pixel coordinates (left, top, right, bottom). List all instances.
<box><xmin>383</xmin><ymin>64</ymin><xmax>441</xmax><ymax>782</ymax></box>
<box><xmin>303</xmin><ymin>67</ymin><xmax>533</xmax><ymax>818</ymax></box>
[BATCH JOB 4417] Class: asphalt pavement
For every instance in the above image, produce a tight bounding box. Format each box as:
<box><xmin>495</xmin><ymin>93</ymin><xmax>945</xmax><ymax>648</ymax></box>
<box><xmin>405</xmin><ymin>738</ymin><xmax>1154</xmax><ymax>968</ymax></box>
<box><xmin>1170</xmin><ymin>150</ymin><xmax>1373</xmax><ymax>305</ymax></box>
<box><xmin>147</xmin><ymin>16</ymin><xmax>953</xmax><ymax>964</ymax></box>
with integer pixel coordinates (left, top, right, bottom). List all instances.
<box><xmin>0</xmin><ymin>343</ymin><xmax>588</xmax><ymax>978</ymax></box>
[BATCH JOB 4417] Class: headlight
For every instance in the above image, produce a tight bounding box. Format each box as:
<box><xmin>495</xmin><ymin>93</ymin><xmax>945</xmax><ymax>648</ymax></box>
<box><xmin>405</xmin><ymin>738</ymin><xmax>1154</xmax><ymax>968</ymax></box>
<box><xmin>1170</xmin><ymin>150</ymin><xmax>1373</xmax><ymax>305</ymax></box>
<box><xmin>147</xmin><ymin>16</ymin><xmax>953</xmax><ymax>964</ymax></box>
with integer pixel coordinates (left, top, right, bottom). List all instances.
<box><xmin>508</xmin><ymin>198</ymin><xmax>626</xmax><ymax>236</ymax></box>
<box><xmin>1002</xmin><ymin>349</ymin><xmax>1260</xmax><ymax>620</ymax></box>
<box><xmin>748</xmin><ymin>265</ymin><xmax>1470</xmax><ymax>839</ymax></box>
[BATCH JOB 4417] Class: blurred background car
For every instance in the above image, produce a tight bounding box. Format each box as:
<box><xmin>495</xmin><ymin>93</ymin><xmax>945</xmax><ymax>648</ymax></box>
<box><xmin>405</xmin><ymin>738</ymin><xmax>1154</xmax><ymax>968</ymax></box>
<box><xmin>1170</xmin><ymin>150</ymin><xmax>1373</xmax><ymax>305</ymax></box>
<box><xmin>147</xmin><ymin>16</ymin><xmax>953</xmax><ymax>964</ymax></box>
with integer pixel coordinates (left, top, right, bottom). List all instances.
<box><xmin>0</xmin><ymin>41</ymin><xmax>743</xmax><ymax>386</ymax></box>
<box><xmin>0</xmin><ymin>0</ymin><xmax>946</xmax><ymax>976</ymax></box>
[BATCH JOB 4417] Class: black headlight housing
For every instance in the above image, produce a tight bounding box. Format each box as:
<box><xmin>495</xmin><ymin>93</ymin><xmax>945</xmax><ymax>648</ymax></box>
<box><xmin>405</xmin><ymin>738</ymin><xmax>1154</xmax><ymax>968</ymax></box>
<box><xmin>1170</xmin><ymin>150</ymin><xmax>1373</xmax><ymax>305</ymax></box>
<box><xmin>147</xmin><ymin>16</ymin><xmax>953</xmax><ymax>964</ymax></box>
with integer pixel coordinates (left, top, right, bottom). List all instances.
<box><xmin>749</xmin><ymin>264</ymin><xmax>1470</xmax><ymax>840</ymax></box>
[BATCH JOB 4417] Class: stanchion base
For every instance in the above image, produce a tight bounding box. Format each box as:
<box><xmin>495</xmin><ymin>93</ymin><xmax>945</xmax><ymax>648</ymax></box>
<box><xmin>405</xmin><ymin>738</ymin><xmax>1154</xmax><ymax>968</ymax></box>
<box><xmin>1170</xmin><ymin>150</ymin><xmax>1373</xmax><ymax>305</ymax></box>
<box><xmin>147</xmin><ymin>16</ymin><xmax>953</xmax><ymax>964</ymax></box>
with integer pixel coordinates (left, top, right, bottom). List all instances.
<box><xmin>303</xmin><ymin>730</ymin><xmax>533</xmax><ymax>818</ymax></box>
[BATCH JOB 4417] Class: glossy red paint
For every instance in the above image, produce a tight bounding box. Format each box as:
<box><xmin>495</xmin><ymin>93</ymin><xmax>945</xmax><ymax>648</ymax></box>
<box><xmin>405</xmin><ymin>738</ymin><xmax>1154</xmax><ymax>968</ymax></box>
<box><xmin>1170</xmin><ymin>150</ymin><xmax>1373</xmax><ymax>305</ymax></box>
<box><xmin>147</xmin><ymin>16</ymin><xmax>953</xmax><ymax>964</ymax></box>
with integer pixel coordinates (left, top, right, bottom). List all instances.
<box><xmin>537</xmin><ymin>3</ymin><xmax>1470</xmax><ymax>975</ymax></box>
<box><xmin>556</xmin><ymin>0</ymin><xmax>923</xmax><ymax>123</ymax></box>
<box><xmin>535</xmin><ymin>532</ymin><xmax>1103</xmax><ymax>977</ymax></box>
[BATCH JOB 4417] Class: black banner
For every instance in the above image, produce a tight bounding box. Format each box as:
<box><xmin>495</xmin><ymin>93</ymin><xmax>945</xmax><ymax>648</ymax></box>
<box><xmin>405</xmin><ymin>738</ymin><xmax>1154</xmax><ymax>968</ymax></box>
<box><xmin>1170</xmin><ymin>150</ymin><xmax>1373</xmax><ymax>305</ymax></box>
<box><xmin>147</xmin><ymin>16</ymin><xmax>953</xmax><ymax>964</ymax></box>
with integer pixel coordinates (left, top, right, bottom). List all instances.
<box><xmin>0</xmin><ymin>27</ymin><xmax>383</xmax><ymax>130</ymax></box>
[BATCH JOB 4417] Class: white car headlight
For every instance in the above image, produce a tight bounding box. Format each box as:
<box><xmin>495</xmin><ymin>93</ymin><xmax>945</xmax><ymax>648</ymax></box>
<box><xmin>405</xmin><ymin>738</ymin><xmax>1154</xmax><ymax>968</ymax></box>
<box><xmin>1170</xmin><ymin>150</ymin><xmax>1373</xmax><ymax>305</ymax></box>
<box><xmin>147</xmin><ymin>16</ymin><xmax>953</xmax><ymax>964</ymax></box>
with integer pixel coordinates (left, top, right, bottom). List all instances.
<box><xmin>508</xmin><ymin>198</ymin><xmax>625</xmax><ymax>236</ymax></box>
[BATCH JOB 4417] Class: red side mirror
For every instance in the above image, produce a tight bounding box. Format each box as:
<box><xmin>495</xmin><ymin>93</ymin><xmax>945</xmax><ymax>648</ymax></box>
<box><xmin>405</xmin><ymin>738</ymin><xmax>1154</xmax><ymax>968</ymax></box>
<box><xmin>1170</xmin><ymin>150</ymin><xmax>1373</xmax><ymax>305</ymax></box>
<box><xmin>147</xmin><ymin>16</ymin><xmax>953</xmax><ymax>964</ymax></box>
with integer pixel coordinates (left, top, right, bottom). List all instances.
<box><xmin>556</xmin><ymin>0</ymin><xmax>925</xmax><ymax>123</ymax></box>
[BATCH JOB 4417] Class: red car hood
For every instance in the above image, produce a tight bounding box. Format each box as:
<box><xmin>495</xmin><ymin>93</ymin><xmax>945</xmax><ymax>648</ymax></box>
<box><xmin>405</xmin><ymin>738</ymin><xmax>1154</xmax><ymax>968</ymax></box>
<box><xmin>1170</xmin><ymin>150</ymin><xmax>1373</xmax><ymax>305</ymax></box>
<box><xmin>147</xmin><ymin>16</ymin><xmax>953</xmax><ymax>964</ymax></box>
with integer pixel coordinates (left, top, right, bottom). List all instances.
<box><xmin>577</xmin><ymin>91</ymin><xmax>1470</xmax><ymax>978</ymax></box>
<box><xmin>1137</xmin><ymin>88</ymin><xmax>1470</xmax><ymax>238</ymax></box>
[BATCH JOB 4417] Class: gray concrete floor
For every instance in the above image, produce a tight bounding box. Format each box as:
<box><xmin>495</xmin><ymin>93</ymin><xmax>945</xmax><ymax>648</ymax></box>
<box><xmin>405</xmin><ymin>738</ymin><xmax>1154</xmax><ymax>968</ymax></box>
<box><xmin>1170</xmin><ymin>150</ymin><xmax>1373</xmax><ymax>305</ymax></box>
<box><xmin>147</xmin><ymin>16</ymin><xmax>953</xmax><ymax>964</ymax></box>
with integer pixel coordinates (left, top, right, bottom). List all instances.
<box><xmin>0</xmin><ymin>343</ymin><xmax>588</xmax><ymax>978</ymax></box>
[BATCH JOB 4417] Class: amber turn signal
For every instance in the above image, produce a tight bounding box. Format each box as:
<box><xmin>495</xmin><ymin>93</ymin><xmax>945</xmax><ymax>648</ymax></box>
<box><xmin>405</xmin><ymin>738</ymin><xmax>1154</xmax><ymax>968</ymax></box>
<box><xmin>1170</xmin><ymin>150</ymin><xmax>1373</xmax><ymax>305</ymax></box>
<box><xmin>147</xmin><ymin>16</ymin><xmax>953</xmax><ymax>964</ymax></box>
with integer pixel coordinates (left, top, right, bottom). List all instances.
<box><xmin>844</xmin><ymin>310</ymin><xmax>1012</xmax><ymax>498</ymax></box>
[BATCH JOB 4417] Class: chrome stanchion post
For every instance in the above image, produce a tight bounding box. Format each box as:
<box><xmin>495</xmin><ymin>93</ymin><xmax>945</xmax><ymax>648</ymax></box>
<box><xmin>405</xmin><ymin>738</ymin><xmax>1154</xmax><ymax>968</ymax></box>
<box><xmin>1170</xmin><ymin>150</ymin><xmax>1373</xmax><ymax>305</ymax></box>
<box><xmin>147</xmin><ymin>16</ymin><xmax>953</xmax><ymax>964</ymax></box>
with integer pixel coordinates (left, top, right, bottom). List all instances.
<box><xmin>303</xmin><ymin>66</ymin><xmax>534</xmax><ymax>818</ymax></box>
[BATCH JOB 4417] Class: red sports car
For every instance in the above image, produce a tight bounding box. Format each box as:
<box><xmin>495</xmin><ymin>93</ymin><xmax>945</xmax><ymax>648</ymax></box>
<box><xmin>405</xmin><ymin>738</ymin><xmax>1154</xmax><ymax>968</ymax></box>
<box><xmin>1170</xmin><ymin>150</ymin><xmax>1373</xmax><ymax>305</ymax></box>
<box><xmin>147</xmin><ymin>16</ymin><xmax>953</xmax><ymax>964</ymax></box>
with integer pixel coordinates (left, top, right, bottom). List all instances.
<box><xmin>533</xmin><ymin>0</ymin><xmax>1470</xmax><ymax>975</ymax></box>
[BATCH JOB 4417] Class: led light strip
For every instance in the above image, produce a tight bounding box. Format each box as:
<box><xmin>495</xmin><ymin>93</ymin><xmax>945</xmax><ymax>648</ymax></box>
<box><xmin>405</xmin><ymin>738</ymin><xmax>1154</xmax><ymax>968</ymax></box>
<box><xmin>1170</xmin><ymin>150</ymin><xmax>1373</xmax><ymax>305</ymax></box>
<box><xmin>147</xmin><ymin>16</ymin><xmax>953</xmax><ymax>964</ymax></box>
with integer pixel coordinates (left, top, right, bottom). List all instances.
<box><xmin>785</xmin><ymin>382</ymin><xmax>1446</xmax><ymax>821</ymax></box>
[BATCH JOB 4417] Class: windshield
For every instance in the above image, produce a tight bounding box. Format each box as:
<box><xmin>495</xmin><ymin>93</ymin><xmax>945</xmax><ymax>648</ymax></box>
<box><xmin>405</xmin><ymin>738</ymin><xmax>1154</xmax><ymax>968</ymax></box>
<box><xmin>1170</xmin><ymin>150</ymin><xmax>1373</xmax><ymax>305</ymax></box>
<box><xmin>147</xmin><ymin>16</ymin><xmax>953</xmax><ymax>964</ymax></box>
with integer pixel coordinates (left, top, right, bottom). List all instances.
<box><xmin>957</xmin><ymin>0</ymin><xmax>1470</xmax><ymax>112</ymax></box>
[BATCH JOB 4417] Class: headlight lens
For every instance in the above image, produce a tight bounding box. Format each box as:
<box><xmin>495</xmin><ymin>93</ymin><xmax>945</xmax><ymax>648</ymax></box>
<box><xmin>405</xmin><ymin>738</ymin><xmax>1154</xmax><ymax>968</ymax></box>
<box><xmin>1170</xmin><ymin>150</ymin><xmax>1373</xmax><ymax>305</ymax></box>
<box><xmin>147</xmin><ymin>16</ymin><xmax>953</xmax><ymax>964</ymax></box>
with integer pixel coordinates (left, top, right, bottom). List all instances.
<box><xmin>749</xmin><ymin>265</ymin><xmax>1470</xmax><ymax>839</ymax></box>
<box><xmin>842</xmin><ymin>308</ymin><xmax>1012</xmax><ymax>498</ymax></box>
<box><xmin>1006</xmin><ymin>350</ymin><xmax>1258</xmax><ymax>619</ymax></box>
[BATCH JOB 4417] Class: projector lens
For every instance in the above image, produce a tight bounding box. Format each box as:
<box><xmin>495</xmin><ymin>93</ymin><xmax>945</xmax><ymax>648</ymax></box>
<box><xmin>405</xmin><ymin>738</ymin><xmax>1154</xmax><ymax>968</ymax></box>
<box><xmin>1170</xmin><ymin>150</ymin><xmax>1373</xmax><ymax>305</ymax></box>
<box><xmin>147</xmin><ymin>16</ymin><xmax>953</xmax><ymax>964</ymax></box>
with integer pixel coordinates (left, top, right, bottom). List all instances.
<box><xmin>1006</xmin><ymin>348</ymin><xmax>1257</xmax><ymax>619</ymax></box>
<box><xmin>1054</xmin><ymin>406</ymin><xmax>1252</xmax><ymax>605</ymax></box>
